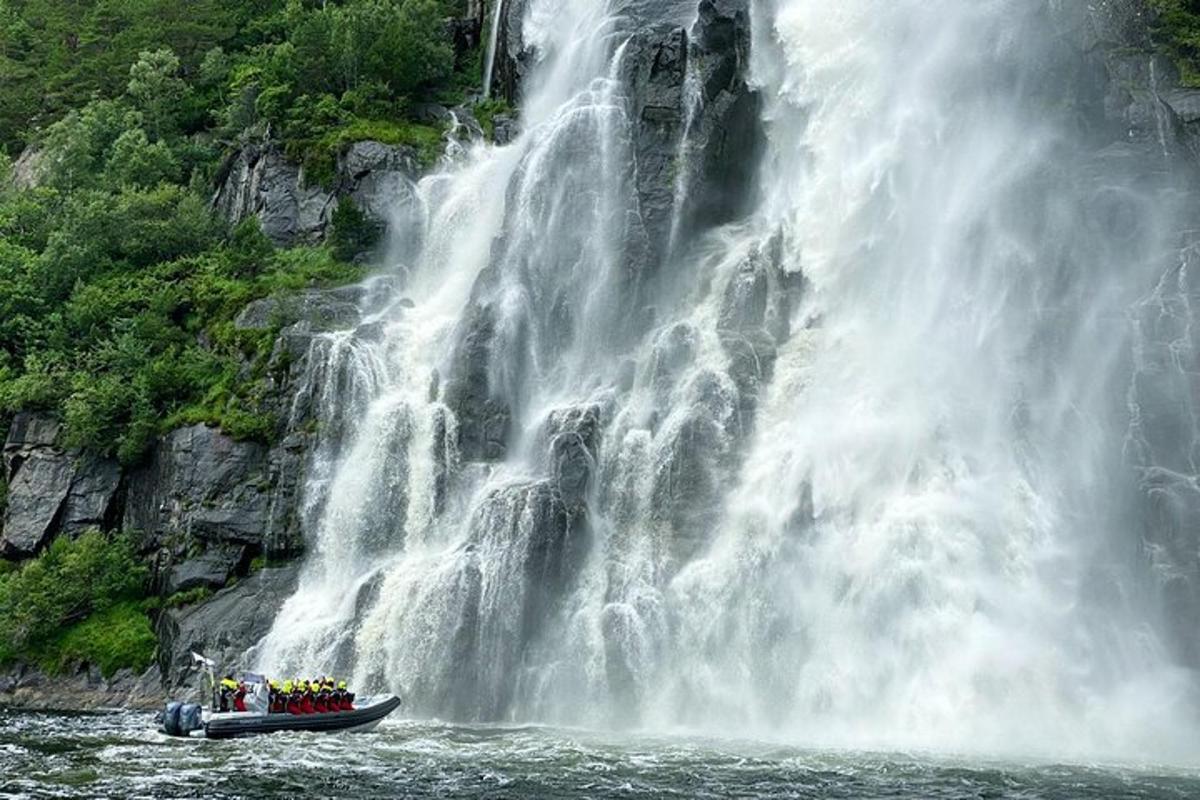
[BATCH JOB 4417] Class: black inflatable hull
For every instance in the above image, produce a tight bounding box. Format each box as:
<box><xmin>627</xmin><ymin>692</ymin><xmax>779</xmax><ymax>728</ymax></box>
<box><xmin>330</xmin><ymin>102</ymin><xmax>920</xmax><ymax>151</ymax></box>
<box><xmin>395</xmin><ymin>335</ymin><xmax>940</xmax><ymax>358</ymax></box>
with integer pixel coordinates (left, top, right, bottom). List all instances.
<box><xmin>203</xmin><ymin>696</ymin><xmax>402</xmax><ymax>739</ymax></box>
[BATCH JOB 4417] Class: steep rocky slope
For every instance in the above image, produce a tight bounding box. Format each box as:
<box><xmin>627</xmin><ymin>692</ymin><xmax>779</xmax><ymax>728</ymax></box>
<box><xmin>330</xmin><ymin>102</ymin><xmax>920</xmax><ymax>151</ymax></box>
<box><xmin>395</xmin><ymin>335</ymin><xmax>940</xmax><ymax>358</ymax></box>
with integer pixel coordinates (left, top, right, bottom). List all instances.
<box><xmin>6</xmin><ymin>0</ymin><xmax>1200</xmax><ymax>711</ymax></box>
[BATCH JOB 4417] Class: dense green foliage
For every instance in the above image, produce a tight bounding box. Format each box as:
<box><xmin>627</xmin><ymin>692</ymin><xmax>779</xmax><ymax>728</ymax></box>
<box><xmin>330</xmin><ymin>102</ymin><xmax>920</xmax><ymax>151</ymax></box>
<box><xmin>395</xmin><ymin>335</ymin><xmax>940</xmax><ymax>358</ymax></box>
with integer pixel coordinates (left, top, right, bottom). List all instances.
<box><xmin>43</xmin><ymin>600</ymin><xmax>158</xmax><ymax>677</ymax></box>
<box><xmin>0</xmin><ymin>154</ymin><xmax>364</xmax><ymax>461</ymax></box>
<box><xmin>1150</xmin><ymin>0</ymin><xmax>1200</xmax><ymax>86</ymax></box>
<box><xmin>0</xmin><ymin>531</ymin><xmax>154</xmax><ymax>675</ymax></box>
<box><xmin>0</xmin><ymin>0</ymin><xmax>470</xmax><ymax>155</ymax></box>
<box><xmin>0</xmin><ymin>0</ymin><xmax>486</xmax><ymax>462</ymax></box>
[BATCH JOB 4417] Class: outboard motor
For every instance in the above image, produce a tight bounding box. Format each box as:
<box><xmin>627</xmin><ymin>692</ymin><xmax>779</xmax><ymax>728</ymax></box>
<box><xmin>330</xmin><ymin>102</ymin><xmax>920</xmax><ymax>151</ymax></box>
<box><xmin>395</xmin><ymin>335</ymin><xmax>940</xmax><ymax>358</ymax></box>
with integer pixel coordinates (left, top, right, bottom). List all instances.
<box><xmin>163</xmin><ymin>701</ymin><xmax>205</xmax><ymax>737</ymax></box>
<box><xmin>162</xmin><ymin>701</ymin><xmax>183</xmax><ymax>737</ymax></box>
<box><xmin>179</xmin><ymin>703</ymin><xmax>204</xmax><ymax>735</ymax></box>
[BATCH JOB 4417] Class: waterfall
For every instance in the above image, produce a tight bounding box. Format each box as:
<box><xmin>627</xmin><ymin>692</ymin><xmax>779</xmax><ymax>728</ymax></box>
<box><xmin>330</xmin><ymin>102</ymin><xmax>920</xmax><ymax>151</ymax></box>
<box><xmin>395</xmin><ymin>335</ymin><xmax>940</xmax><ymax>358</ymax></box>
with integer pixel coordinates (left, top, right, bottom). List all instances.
<box><xmin>255</xmin><ymin>0</ymin><xmax>1200</xmax><ymax>759</ymax></box>
<box><xmin>481</xmin><ymin>0</ymin><xmax>505</xmax><ymax>99</ymax></box>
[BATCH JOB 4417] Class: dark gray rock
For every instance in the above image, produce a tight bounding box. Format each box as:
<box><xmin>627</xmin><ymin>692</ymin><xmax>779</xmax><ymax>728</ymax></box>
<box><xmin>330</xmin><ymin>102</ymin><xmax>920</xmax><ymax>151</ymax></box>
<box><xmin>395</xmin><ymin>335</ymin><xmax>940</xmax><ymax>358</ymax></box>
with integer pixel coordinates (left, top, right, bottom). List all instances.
<box><xmin>716</xmin><ymin>239</ymin><xmax>801</xmax><ymax>429</ymax></box>
<box><xmin>444</xmin><ymin>302</ymin><xmax>512</xmax><ymax>462</ymax></box>
<box><xmin>212</xmin><ymin>139</ymin><xmax>419</xmax><ymax>248</ymax></box>
<box><xmin>336</xmin><ymin>141</ymin><xmax>421</xmax><ymax>226</ymax></box>
<box><xmin>651</xmin><ymin>370</ymin><xmax>739</xmax><ymax>566</ymax></box>
<box><xmin>681</xmin><ymin>0</ymin><xmax>764</xmax><ymax>234</ymax></box>
<box><xmin>234</xmin><ymin>285</ymin><xmax>364</xmax><ymax>332</ymax></box>
<box><xmin>158</xmin><ymin>564</ymin><xmax>300</xmax><ymax>693</ymax></box>
<box><xmin>4</xmin><ymin>412</ymin><xmax>61</xmax><ymax>454</ymax></box>
<box><xmin>62</xmin><ymin>456</ymin><xmax>122</xmax><ymax>534</ymax></box>
<box><xmin>1161</xmin><ymin>88</ymin><xmax>1200</xmax><ymax>126</ymax></box>
<box><xmin>1</xmin><ymin>414</ymin><xmax>121</xmax><ymax>558</ymax></box>
<box><xmin>0</xmin><ymin>663</ymin><xmax>163</xmax><ymax>711</ymax></box>
<box><xmin>543</xmin><ymin>404</ymin><xmax>603</xmax><ymax>511</ymax></box>
<box><xmin>1</xmin><ymin>453</ymin><xmax>73</xmax><ymax>558</ymax></box>
<box><xmin>165</xmin><ymin>543</ymin><xmax>248</xmax><ymax>595</ymax></box>
<box><xmin>492</xmin><ymin>114</ymin><xmax>520</xmax><ymax>145</ymax></box>
<box><xmin>122</xmin><ymin>425</ymin><xmax>297</xmax><ymax>574</ymax></box>
<box><xmin>431</xmin><ymin>480</ymin><xmax>588</xmax><ymax>719</ymax></box>
<box><xmin>719</xmin><ymin>255</ymin><xmax>770</xmax><ymax>333</ymax></box>
<box><xmin>212</xmin><ymin>142</ymin><xmax>334</xmax><ymax>247</ymax></box>
<box><xmin>339</xmin><ymin>141</ymin><xmax>418</xmax><ymax>178</ymax></box>
<box><xmin>624</xmin><ymin>25</ymin><xmax>689</xmax><ymax>262</ymax></box>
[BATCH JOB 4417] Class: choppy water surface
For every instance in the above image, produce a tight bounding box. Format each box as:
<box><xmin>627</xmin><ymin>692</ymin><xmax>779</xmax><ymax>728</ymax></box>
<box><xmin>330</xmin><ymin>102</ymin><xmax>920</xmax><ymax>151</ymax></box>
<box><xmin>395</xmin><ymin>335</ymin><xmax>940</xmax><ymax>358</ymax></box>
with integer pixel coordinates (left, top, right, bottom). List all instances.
<box><xmin>1</xmin><ymin>710</ymin><xmax>1197</xmax><ymax>799</ymax></box>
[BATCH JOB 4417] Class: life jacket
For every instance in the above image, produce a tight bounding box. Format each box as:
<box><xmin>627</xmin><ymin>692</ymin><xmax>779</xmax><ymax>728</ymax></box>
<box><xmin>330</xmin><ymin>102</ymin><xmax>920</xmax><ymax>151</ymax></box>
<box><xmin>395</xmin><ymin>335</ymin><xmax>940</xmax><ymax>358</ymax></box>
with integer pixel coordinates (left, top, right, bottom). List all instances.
<box><xmin>341</xmin><ymin>692</ymin><xmax>355</xmax><ymax>711</ymax></box>
<box><xmin>233</xmin><ymin>685</ymin><xmax>247</xmax><ymax>713</ymax></box>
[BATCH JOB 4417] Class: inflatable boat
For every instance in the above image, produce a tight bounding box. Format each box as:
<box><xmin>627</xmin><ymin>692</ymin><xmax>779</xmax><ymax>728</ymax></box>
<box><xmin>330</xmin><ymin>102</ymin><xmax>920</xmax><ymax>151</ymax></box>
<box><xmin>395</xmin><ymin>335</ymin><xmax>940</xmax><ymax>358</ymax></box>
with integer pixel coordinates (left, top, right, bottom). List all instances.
<box><xmin>163</xmin><ymin>695</ymin><xmax>402</xmax><ymax>739</ymax></box>
<box><xmin>161</xmin><ymin>653</ymin><xmax>401</xmax><ymax>739</ymax></box>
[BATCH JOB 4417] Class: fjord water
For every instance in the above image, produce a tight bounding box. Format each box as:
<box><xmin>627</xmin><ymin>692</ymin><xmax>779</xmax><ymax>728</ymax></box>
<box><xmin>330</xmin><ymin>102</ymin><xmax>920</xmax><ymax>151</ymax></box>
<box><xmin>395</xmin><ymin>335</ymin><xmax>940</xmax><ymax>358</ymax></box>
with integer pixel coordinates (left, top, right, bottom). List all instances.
<box><xmin>6</xmin><ymin>712</ymin><xmax>1200</xmax><ymax>800</ymax></box>
<box><xmin>252</xmin><ymin>0</ymin><xmax>1200</xmax><ymax>767</ymax></box>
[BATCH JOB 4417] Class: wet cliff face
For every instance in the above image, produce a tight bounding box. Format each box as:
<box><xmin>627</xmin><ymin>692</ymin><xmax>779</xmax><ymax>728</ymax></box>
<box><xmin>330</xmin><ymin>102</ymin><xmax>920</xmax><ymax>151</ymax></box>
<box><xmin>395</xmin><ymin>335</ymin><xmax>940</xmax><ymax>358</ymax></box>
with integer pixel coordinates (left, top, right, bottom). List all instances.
<box><xmin>1065</xmin><ymin>0</ymin><xmax>1200</xmax><ymax>674</ymax></box>
<box><xmin>236</xmin><ymin>0</ymin><xmax>1200</xmax><ymax>756</ymax></box>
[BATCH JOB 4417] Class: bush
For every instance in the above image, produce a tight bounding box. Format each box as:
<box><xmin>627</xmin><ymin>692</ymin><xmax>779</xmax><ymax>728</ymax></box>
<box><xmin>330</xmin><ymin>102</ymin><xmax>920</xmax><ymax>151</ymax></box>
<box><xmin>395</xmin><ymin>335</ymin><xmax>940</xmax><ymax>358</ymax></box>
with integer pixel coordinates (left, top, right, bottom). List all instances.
<box><xmin>163</xmin><ymin>587</ymin><xmax>215</xmax><ymax>609</ymax></box>
<box><xmin>0</xmin><ymin>531</ymin><xmax>149</xmax><ymax>668</ymax></box>
<box><xmin>43</xmin><ymin>601</ymin><xmax>157</xmax><ymax>678</ymax></box>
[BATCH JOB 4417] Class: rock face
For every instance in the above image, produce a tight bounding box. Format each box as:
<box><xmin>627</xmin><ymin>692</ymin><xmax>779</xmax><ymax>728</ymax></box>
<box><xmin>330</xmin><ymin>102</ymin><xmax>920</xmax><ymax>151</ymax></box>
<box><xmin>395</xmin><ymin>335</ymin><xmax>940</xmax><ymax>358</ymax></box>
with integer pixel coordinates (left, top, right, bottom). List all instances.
<box><xmin>122</xmin><ymin>418</ymin><xmax>315</xmax><ymax>597</ymax></box>
<box><xmin>8</xmin><ymin>145</ymin><xmax>44</xmax><ymax>190</ymax></box>
<box><xmin>444</xmin><ymin>301</ymin><xmax>512</xmax><ymax>462</ymax></box>
<box><xmin>1128</xmin><ymin>245</ymin><xmax>1200</xmax><ymax>669</ymax></box>
<box><xmin>212</xmin><ymin>139</ymin><xmax>419</xmax><ymax>247</ymax></box>
<box><xmin>1</xmin><ymin>414</ymin><xmax>121</xmax><ymax>558</ymax></box>
<box><xmin>488</xmin><ymin>0</ymin><xmax>532</xmax><ymax>106</ymax></box>
<box><xmin>624</xmin><ymin>25</ymin><xmax>689</xmax><ymax>261</ymax></box>
<box><xmin>683</xmin><ymin>0</ymin><xmax>764</xmax><ymax>234</ymax></box>
<box><xmin>1058</xmin><ymin>1</ymin><xmax>1200</xmax><ymax>669</ymax></box>
<box><xmin>424</xmin><ymin>480</ymin><xmax>588</xmax><ymax>719</ymax></box>
<box><xmin>337</xmin><ymin>141</ymin><xmax>422</xmax><ymax>226</ymax></box>
<box><xmin>0</xmin><ymin>663</ymin><xmax>163</xmax><ymax>711</ymax></box>
<box><xmin>234</xmin><ymin>285</ymin><xmax>365</xmax><ymax>334</ymax></box>
<box><xmin>212</xmin><ymin>142</ymin><xmax>333</xmax><ymax>246</ymax></box>
<box><xmin>157</xmin><ymin>564</ymin><xmax>301</xmax><ymax>693</ymax></box>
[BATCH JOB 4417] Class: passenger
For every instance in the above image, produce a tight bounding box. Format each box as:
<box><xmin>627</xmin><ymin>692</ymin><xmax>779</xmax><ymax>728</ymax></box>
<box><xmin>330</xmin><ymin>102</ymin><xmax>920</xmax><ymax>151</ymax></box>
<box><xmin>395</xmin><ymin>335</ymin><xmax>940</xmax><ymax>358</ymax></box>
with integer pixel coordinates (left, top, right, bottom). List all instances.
<box><xmin>269</xmin><ymin>680</ymin><xmax>285</xmax><ymax>714</ymax></box>
<box><xmin>233</xmin><ymin>680</ymin><xmax>248</xmax><ymax>713</ymax></box>
<box><xmin>338</xmin><ymin>680</ymin><xmax>354</xmax><ymax>711</ymax></box>
<box><xmin>330</xmin><ymin>681</ymin><xmax>345</xmax><ymax>710</ymax></box>
<box><xmin>219</xmin><ymin>675</ymin><xmax>237</xmax><ymax>712</ymax></box>
<box><xmin>286</xmin><ymin>680</ymin><xmax>303</xmax><ymax>715</ymax></box>
<box><xmin>314</xmin><ymin>681</ymin><xmax>329</xmax><ymax>713</ymax></box>
<box><xmin>300</xmin><ymin>680</ymin><xmax>316</xmax><ymax>714</ymax></box>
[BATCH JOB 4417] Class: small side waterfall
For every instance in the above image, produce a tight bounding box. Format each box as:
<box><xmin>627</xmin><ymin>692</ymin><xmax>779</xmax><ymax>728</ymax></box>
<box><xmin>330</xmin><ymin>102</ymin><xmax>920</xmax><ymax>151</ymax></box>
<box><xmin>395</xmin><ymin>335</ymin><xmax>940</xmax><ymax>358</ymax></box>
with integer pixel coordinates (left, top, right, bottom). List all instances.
<box><xmin>481</xmin><ymin>0</ymin><xmax>506</xmax><ymax>99</ymax></box>
<box><xmin>255</xmin><ymin>0</ymin><xmax>1200</xmax><ymax>760</ymax></box>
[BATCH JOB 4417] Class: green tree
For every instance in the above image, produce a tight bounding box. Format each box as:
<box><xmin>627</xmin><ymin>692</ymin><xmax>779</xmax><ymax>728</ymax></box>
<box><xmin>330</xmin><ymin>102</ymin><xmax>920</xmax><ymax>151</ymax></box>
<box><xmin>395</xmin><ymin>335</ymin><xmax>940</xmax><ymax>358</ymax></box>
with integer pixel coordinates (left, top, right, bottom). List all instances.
<box><xmin>40</xmin><ymin>100</ymin><xmax>143</xmax><ymax>190</ymax></box>
<box><xmin>105</xmin><ymin>128</ymin><xmax>181</xmax><ymax>187</ymax></box>
<box><xmin>0</xmin><ymin>530</ymin><xmax>148</xmax><ymax>663</ymax></box>
<box><xmin>126</xmin><ymin>48</ymin><xmax>190</xmax><ymax>138</ymax></box>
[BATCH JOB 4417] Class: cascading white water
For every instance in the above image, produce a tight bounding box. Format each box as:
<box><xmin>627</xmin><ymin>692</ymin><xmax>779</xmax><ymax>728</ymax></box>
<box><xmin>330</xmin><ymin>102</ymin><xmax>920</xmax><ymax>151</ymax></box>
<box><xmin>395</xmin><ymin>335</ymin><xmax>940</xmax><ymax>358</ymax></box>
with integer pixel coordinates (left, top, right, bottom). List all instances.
<box><xmin>256</xmin><ymin>0</ymin><xmax>1200</xmax><ymax>760</ymax></box>
<box><xmin>659</xmin><ymin>0</ymin><xmax>1199</xmax><ymax>756</ymax></box>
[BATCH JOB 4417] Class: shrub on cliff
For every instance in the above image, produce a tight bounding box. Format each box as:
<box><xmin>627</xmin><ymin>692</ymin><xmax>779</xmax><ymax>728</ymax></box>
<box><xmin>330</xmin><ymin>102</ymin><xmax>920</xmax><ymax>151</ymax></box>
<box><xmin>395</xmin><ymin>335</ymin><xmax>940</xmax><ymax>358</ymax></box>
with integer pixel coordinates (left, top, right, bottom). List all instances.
<box><xmin>1150</xmin><ymin>0</ymin><xmax>1200</xmax><ymax>86</ymax></box>
<box><xmin>0</xmin><ymin>531</ymin><xmax>153</xmax><ymax>674</ymax></box>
